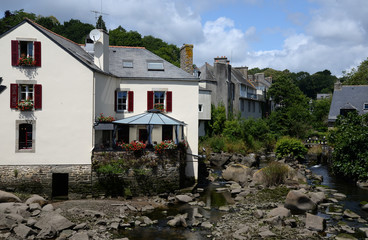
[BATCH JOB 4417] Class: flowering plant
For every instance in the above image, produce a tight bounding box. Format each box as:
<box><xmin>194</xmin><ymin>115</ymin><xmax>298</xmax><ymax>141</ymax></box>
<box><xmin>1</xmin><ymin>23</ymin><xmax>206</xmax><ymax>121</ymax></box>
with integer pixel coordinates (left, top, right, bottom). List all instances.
<box><xmin>154</xmin><ymin>140</ymin><xmax>177</xmax><ymax>154</ymax></box>
<box><xmin>154</xmin><ymin>103</ymin><xmax>164</xmax><ymax>112</ymax></box>
<box><xmin>17</xmin><ymin>57</ymin><xmax>36</xmax><ymax>66</ymax></box>
<box><xmin>119</xmin><ymin>141</ymin><xmax>146</xmax><ymax>151</ymax></box>
<box><xmin>97</xmin><ymin>113</ymin><xmax>115</xmax><ymax>122</ymax></box>
<box><xmin>16</xmin><ymin>99</ymin><xmax>33</xmax><ymax>111</ymax></box>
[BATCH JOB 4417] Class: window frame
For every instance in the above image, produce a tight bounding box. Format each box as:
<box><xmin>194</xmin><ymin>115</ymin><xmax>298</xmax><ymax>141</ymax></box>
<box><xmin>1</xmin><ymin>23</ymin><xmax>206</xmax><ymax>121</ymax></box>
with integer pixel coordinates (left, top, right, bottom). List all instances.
<box><xmin>198</xmin><ymin>104</ymin><xmax>203</xmax><ymax>112</ymax></box>
<box><xmin>12</xmin><ymin>40</ymin><xmax>41</xmax><ymax>67</ymax></box>
<box><xmin>15</xmin><ymin>120</ymin><xmax>36</xmax><ymax>153</ymax></box>
<box><xmin>116</xmin><ymin>90</ymin><xmax>128</xmax><ymax>112</ymax></box>
<box><xmin>122</xmin><ymin>60</ymin><xmax>133</xmax><ymax>68</ymax></box>
<box><xmin>147</xmin><ymin>60</ymin><xmax>164</xmax><ymax>71</ymax></box>
<box><xmin>364</xmin><ymin>103</ymin><xmax>368</xmax><ymax>110</ymax></box>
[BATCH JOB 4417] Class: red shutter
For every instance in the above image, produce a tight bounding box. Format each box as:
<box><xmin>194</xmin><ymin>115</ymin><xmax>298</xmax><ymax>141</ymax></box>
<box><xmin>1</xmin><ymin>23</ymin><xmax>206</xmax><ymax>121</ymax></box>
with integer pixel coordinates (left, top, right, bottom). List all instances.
<box><xmin>166</xmin><ymin>91</ymin><xmax>172</xmax><ymax>112</ymax></box>
<box><xmin>114</xmin><ymin>90</ymin><xmax>117</xmax><ymax>112</ymax></box>
<box><xmin>147</xmin><ymin>91</ymin><xmax>153</xmax><ymax>110</ymax></box>
<box><xmin>128</xmin><ymin>91</ymin><xmax>134</xmax><ymax>112</ymax></box>
<box><xmin>10</xmin><ymin>84</ymin><xmax>18</xmax><ymax>108</ymax></box>
<box><xmin>34</xmin><ymin>41</ymin><xmax>41</xmax><ymax>67</ymax></box>
<box><xmin>34</xmin><ymin>84</ymin><xmax>42</xmax><ymax>109</ymax></box>
<box><xmin>11</xmin><ymin>40</ymin><xmax>19</xmax><ymax>66</ymax></box>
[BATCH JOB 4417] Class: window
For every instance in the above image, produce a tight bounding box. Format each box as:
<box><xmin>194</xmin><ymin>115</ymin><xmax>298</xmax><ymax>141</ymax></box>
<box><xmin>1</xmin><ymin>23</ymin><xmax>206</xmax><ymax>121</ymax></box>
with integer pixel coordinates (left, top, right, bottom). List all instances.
<box><xmin>115</xmin><ymin>90</ymin><xmax>133</xmax><ymax>112</ymax></box>
<box><xmin>240</xmin><ymin>100</ymin><xmax>244</xmax><ymax>112</ymax></box>
<box><xmin>19</xmin><ymin>123</ymin><xmax>33</xmax><ymax>149</ymax></box>
<box><xmin>364</xmin><ymin>103</ymin><xmax>368</xmax><ymax>110</ymax></box>
<box><xmin>11</xmin><ymin>40</ymin><xmax>41</xmax><ymax>67</ymax></box>
<box><xmin>147</xmin><ymin>91</ymin><xmax>172</xmax><ymax>112</ymax></box>
<box><xmin>248</xmin><ymin>101</ymin><xmax>251</xmax><ymax>112</ymax></box>
<box><xmin>162</xmin><ymin>125</ymin><xmax>173</xmax><ymax>141</ymax></box>
<box><xmin>16</xmin><ymin>120</ymin><xmax>35</xmax><ymax>153</ymax></box>
<box><xmin>123</xmin><ymin>60</ymin><xmax>133</xmax><ymax>68</ymax></box>
<box><xmin>10</xmin><ymin>83</ymin><xmax>42</xmax><ymax>110</ymax></box>
<box><xmin>252</xmin><ymin>102</ymin><xmax>255</xmax><ymax>112</ymax></box>
<box><xmin>199</xmin><ymin>104</ymin><xmax>203</xmax><ymax>112</ymax></box>
<box><xmin>147</xmin><ymin>61</ymin><xmax>164</xmax><ymax>71</ymax></box>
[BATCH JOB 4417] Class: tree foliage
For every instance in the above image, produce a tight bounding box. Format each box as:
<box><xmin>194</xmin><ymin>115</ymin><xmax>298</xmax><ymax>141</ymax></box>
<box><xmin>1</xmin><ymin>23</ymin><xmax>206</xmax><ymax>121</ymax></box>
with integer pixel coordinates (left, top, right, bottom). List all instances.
<box><xmin>342</xmin><ymin>58</ymin><xmax>368</xmax><ymax>85</ymax></box>
<box><xmin>96</xmin><ymin>15</ymin><xmax>107</xmax><ymax>31</ymax></box>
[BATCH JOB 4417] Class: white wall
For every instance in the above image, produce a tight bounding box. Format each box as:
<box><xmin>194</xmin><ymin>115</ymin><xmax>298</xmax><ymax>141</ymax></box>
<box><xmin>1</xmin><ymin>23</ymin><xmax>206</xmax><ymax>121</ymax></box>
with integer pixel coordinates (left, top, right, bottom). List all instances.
<box><xmin>0</xmin><ymin>22</ymin><xmax>94</xmax><ymax>165</ymax></box>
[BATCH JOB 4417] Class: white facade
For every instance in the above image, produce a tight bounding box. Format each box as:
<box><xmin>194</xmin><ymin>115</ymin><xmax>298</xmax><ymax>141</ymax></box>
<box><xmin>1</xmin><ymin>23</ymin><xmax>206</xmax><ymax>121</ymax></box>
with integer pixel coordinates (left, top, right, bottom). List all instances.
<box><xmin>0</xmin><ymin>20</ymin><xmax>199</xmax><ymax>183</ymax></box>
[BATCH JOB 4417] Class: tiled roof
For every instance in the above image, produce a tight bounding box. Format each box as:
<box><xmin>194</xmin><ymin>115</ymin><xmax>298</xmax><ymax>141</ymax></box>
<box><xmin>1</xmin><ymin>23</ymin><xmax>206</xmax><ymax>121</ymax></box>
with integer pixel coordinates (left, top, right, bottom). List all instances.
<box><xmin>328</xmin><ymin>85</ymin><xmax>368</xmax><ymax>122</ymax></box>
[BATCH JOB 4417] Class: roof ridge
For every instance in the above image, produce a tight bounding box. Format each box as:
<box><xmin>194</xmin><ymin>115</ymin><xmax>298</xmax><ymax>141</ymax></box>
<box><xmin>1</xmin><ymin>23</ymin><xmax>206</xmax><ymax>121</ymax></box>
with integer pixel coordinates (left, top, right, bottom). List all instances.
<box><xmin>25</xmin><ymin>18</ymin><xmax>80</xmax><ymax>46</ymax></box>
<box><xmin>110</xmin><ymin>45</ymin><xmax>146</xmax><ymax>49</ymax></box>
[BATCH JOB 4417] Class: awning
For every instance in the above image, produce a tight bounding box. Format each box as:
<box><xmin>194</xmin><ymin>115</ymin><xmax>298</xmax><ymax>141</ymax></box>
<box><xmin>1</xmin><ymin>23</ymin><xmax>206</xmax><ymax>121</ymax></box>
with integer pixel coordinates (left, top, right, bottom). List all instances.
<box><xmin>94</xmin><ymin>122</ymin><xmax>114</xmax><ymax>130</ymax></box>
<box><xmin>113</xmin><ymin>109</ymin><xmax>186</xmax><ymax>126</ymax></box>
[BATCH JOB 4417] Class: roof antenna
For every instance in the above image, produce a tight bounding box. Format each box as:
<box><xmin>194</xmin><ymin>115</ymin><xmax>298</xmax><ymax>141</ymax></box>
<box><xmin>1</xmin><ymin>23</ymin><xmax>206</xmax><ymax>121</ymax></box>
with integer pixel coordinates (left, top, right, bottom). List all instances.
<box><xmin>91</xmin><ymin>0</ymin><xmax>109</xmax><ymax>22</ymax></box>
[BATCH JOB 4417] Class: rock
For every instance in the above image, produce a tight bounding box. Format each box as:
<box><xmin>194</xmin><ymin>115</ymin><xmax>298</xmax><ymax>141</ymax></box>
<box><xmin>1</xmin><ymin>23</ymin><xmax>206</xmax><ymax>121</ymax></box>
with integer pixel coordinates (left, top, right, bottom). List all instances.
<box><xmin>175</xmin><ymin>195</ymin><xmax>193</xmax><ymax>203</ymax></box>
<box><xmin>25</xmin><ymin>195</ymin><xmax>48</xmax><ymax>206</ymax></box>
<box><xmin>343</xmin><ymin>209</ymin><xmax>360</xmax><ymax>219</ymax></box>
<box><xmin>42</xmin><ymin>204</ymin><xmax>54</xmax><ymax>212</ymax></box>
<box><xmin>29</xmin><ymin>203</ymin><xmax>41</xmax><ymax>211</ymax></box>
<box><xmin>201</xmin><ymin>221</ymin><xmax>213</xmax><ymax>229</ymax></box>
<box><xmin>35</xmin><ymin>212</ymin><xmax>75</xmax><ymax>232</ymax></box>
<box><xmin>305</xmin><ymin>213</ymin><xmax>326</xmax><ymax>231</ymax></box>
<box><xmin>309</xmin><ymin>191</ymin><xmax>326</xmax><ymax>204</ymax></box>
<box><xmin>232</xmin><ymin>224</ymin><xmax>249</xmax><ymax>240</ymax></box>
<box><xmin>254</xmin><ymin>209</ymin><xmax>264</xmax><ymax>219</ymax></box>
<box><xmin>69</xmin><ymin>232</ymin><xmax>89</xmax><ymax>240</ymax></box>
<box><xmin>141</xmin><ymin>205</ymin><xmax>155</xmax><ymax>212</ymax></box>
<box><xmin>268</xmin><ymin>206</ymin><xmax>291</xmax><ymax>218</ymax></box>
<box><xmin>222</xmin><ymin>164</ymin><xmax>251</xmax><ymax>186</ymax></box>
<box><xmin>219</xmin><ymin>206</ymin><xmax>230</xmax><ymax>211</ymax></box>
<box><xmin>335</xmin><ymin>233</ymin><xmax>357</xmax><ymax>240</ymax></box>
<box><xmin>57</xmin><ymin>229</ymin><xmax>74</xmax><ymax>239</ymax></box>
<box><xmin>284</xmin><ymin>190</ymin><xmax>316</xmax><ymax>213</ymax></box>
<box><xmin>73</xmin><ymin>223</ymin><xmax>87</xmax><ymax>230</ymax></box>
<box><xmin>0</xmin><ymin>215</ymin><xmax>16</xmax><ymax>230</ymax></box>
<box><xmin>209</xmin><ymin>152</ymin><xmax>232</xmax><ymax>167</ymax></box>
<box><xmin>0</xmin><ymin>190</ymin><xmax>21</xmax><ymax>203</ymax></box>
<box><xmin>333</xmin><ymin>193</ymin><xmax>347</xmax><ymax>200</ymax></box>
<box><xmin>36</xmin><ymin>224</ymin><xmax>57</xmax><ymax>239</ymax></box>
<box><xmin>263</xmin><ymin>216</ymin><xmax>282</xmax><ymax>226</ymax></box>
<box><xmin>26</xmin><ymin>218</ymin><xmax>37</xmax><ymax>227</ymax></box>
<box><xmin>167</xmin><ymin>213</ymin><xmax>188</xmax><ymax>227</ymax></box>
<box><xmin>362</xmin><ymin>204</ymin><xmax>368</xmax><ymax>211</ymax></box>
<box><xmin>252</xmin><ymin>169</ymin><xmax>264</xmax><ymax>185</ymax></box>
<box><xmin>259</xmin><ymin>230</ymin><xmax>276</xmax><ymax>238</ymax></box>
<box><xmin>13</xmin><ymin>224</ymin><xmax>34</xmax><ymax>239</ymax></box>
<box><xmin>357</xmin><ymin>180</ymin><xmax>368</xmax><ymax>190</ymax></box>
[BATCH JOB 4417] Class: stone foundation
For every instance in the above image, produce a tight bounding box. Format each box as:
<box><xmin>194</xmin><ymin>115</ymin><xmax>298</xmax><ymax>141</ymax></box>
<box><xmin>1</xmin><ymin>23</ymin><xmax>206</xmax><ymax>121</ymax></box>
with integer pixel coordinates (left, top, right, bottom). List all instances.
<box><xmin>0</xmin><ymin>165</ymin><xmax>92</xmax><ymax>199</ymax></box>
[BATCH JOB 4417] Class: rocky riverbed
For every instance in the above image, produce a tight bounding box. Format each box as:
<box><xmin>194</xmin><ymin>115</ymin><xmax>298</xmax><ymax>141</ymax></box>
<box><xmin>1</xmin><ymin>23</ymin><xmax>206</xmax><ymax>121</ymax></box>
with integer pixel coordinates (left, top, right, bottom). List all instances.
<box><xmin>1</xmin><ymin>157</ymin><xmax>368</xmax><ymax>239</ymax></box>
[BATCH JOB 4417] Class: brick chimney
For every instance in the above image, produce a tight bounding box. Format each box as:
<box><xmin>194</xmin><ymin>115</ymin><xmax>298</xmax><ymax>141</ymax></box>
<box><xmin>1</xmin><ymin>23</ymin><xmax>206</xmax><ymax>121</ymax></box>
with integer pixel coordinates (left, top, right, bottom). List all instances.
<box><xmin>180</xmin><ymin>44</ymin><xmax>194</xmax><ymax>74</ymax></box>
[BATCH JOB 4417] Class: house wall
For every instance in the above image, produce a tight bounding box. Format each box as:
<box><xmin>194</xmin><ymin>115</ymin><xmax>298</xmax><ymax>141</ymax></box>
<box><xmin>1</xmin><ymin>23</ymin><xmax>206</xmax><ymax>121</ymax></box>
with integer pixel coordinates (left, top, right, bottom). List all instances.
<box><xmin>239</xmin><ymin>99</ymin><xmax>263</xmax><ymax>119</ymax></box>
<box><xmin>94</xmin><ymin>77</ymin><xmax>199</xmax><ymax>179</ymax></box>
<box><xmin>199</xmin><ymin>90</ymin><xmax>211</xmax><ymax>120</ymax></box>
<box><xmin>0</xmin><ymin>22</ymin><xmax>94</xmax><ymax>166</ymax></box>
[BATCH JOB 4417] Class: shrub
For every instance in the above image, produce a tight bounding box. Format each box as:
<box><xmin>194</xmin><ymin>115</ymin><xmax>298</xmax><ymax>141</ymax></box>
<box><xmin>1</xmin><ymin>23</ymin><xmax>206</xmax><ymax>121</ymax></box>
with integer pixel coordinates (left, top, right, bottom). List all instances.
<box><xmin>208</xmin><ymin>135</ymin><xmax>225</xmax><ymax>153</ymax></box>
<box><xmin>308</xmin><ymin>145</ymin><xmax>322</xmax><ymax>155</ymax></box>
<box><xmin>223</xmin><ymin>119</ymin><xmax>242</xmax><ymax>140</ymax></box>
<box><xmin>262</xmin><ymin>161</ymin><xmax>289</xmax><ymax>186</ymax></box>
<box><xmin>224</xmin><ymin>138</ymin><xmax>247</xmax><ymax>154</ymax></box>
<box><xmin>154</xmin><ymin>140</ymin><xmax>177</xmax><ymax>154</ymax></box>
<box><xmin>275</xmin><ymin>136</ymin><xmax>307</xmax><ymax>160</ymax></box>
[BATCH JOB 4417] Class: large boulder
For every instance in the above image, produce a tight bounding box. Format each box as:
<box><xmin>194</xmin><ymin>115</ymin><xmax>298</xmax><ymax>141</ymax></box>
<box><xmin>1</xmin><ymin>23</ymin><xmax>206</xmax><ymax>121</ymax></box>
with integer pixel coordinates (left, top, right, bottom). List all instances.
<box><xmin>209</xmin><ymin>153</ymin><xmax>232</xmax><ymax>167</ymax></box>
<box><xmin>305</xmin><ymin>213</ymin><xmax>326</xmax><ymax>232</ymax></box>
<box><xmin>309</xmin><ymin>191</ymin><xmax>326</xmax><ymax>204</ymax></box>
<box><xmin>222</xmin><ymin>164</ymin><xmax>252</xmax><ymax>186</ymax></box>
<box><xmin>25</xmin><ymin>195</ymin><xmax>48</xmax><ymax>207</ymax></box>
<box><xmin>284</xmin><ymin>190</ymin><xmax>317</xmax><ymax>214</ymax></box>
<box><xmin>252</xmin><ymin>169</ymin><xmax>265</xmax><ymax>185</ymax></box>
<box><xmin>35</xmin><ymin>212</ymin><xmax>75</xmax><ymax>232</ymax></box>
<box><xmin>268</xmin><ymin>206</ymin><xmax>291</xmax><ymax>219</ymax></box>
<box><xmin>0</xmin><ymin>190</ymin><xmax>21</xmax><ymax>203</ymax></box>
<box><xmin>175</xmin><ymin>195</ymin><xmax>193</xmax><ymax>203</ymax></box>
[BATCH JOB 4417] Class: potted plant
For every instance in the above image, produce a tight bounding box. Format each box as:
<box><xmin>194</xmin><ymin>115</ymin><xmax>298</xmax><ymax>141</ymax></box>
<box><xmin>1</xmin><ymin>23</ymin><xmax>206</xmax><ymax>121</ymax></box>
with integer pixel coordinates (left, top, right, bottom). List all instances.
<box><xmin>17</xmin><ymin>56</ymin><xmax>36</xmax><ymax>66</ymax></box>
<box><xmin>97</xmin><ymin>113</ymin><xmax>115</xmax><ymax>122</ymax></box>
<box><xmin>16</xmin><ymin>99</ymin><xmax>34</xmax><ymax>111</ymax></box>
<box><xmin>154</xmin><ymin>103</ymin><xmax>164</xmax><ymax>112</ymax></box>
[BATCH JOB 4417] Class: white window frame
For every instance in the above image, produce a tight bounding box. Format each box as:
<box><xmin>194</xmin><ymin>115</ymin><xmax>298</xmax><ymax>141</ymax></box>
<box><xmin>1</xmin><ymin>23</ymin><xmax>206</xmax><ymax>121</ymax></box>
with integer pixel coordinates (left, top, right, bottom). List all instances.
<box><xmin>19</xmin><ymin>84</ymin><xmax>34</xmax><ymax>102</ymax></box>
<box><xmin>19</xmin><ymin>41</ymin><xmax>34</xmax><ymax>58</ymax></box>
<box><xmin>147</xmin><ymin>61</ymin><xmax>164</xmax><ymax>71</ymax></box>
<box><xmin>116</xmin><ymin>91</ymin><xmax>128</xmax><ymax>112</ymax></box>
<box><xmin>122</xmin><ymin>60</ymin><xmax>133</xmax><ymax>68</ymax></box>
<box><xmin>154</xmin><ymin>91</ymin><xmax>165</xmax><ymax>105</ymax></box>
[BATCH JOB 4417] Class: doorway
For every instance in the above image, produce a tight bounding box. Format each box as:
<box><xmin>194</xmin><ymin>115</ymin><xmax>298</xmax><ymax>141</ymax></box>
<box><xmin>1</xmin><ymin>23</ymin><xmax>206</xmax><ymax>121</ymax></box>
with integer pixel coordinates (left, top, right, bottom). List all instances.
<box><xmin>52</xmin><ymin>173</ymin><xmax>68</xmax><ymax>199</ymax></box>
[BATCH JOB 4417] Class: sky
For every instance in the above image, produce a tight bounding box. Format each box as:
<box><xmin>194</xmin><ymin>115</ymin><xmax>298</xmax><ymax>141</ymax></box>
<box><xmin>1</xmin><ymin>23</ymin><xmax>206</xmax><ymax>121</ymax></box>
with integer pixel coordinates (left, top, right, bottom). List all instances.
<box><xmin>2</xmin><ymin>0</ymin><xmax>368</xmax><ymax>76</ymax></box>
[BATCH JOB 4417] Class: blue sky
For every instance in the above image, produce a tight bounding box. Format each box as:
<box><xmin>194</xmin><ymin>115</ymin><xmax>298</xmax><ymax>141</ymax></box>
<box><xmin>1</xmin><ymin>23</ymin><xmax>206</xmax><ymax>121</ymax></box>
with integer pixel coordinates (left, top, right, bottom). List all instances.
<box><xmin>2</xmin><ymin>0</ymin><xmax>368</xmax><ymax>76</ymax></box>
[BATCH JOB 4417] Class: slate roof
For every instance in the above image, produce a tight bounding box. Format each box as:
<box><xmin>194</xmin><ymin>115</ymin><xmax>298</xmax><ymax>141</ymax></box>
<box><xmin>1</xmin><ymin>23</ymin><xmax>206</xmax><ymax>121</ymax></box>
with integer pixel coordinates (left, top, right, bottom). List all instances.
<box><xmin>109</xmin><ymin>46</ymin><xmax>197</xmax><ymax>80</ymax></box>
<box><xmin>328</xmin><ymin>85</ymin><xmax>368</xmax><ymax>122</ymax></box>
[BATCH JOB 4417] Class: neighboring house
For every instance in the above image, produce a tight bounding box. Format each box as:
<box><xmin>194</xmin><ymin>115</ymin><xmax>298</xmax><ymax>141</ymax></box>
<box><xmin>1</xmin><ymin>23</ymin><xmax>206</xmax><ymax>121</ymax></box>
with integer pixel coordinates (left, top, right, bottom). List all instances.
<box><xmin>0</xmin><ymin>19</ymin><xmax>199</xmax><ymax>197</ymax></box>
<box><xmin>316</xmin><ymin>93</ymin><xmax>331</xmax><ymax>100</ymax></box>
<box><xmin>328</xmin><ymin>81</ymin><xmax>368</xmax><ymax>126</ymax></box>
<box><xmin>198</xmin><ymin>57</ymin><xmax>265</xmax><ymax>120</ymax></box>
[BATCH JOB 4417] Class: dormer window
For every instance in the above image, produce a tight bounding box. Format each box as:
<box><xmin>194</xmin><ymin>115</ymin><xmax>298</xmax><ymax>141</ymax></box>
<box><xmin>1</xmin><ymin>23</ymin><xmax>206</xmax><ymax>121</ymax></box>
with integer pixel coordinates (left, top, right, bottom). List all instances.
<box><xmin>147</xmin><ymin>61</ymin><xmax>164</xmax><ymax>71</ymax></box>
<box><xmin>364</xmin><ymin>103</ymin><xmax>368</xmax><ymax>110</ymax></box>
<box><xmin>123</xmin><ymin>60</ymin><xmax>133</xmax><ymax>68</ymax></box>
<box><xmin>11</xmin><ymin>40</ymin><xmax>41</xmax><ymax>67</ymax></box>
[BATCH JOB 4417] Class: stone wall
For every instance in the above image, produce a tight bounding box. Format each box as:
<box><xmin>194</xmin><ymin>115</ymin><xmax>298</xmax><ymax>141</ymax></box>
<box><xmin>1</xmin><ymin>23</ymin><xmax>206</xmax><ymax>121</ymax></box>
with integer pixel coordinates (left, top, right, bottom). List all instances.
<box><xmin>0</xmin><ymin>165</ymin><xmax>92</xmax><ymax>199</ymax></box>
<box><xmin>92</xmin><ymin>150</ymin><xmax>187</xmax><ymax>197</ymax></box>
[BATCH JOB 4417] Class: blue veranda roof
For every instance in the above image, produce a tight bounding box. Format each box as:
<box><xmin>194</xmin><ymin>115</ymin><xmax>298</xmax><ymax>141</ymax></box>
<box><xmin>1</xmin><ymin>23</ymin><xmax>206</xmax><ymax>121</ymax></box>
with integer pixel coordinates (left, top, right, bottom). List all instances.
<box><xmin>113</xmin><ymin>109</ymin><xmax>186</xmax><ymax>125</ymax></box>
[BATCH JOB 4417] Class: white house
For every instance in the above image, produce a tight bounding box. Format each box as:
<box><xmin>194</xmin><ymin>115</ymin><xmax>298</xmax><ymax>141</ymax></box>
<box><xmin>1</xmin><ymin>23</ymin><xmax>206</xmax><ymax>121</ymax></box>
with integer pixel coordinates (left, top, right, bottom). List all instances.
<box><xmin>0</xmin><ymin>19</ymin><xmax>198</xmax><ymax>197</ymax></box>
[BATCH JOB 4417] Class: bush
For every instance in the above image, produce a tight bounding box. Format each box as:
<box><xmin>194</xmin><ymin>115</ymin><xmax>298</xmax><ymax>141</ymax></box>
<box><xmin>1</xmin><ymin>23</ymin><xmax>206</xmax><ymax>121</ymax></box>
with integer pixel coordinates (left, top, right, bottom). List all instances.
<box><xmin>208</xmin><ymin>135</ymin><xmax>225</xmax><ymax>153</ymax></box>
<box><xmin>224</xmin><ymin>138</ymin><xmax>247</xmax><ymax>154</ymax></box>
<box><xmin>262</xmin><ymin>161</ymin><xmax>289</xmax><ymax>186</ymax></box>
<box><xmin>223</xmin><ymin>119</ymin><xmax>242</xmax><ymax>140</ymax></box>
<box><xmin>275</xmin><ymin>136</ymin><xmax>307</xmax><ymax>160</ymax></box>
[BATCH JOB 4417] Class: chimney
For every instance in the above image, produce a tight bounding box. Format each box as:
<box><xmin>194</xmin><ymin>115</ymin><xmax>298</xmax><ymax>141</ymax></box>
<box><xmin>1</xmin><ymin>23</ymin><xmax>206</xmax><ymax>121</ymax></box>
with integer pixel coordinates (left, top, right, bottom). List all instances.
<box><xmin>334</xmin><ymin>80</ymin><xmax>342</xmax><ymax>91</ymax></box>
<box><xmin>214</xmin><ymin>56</ymin><xmax>229</xmax><ymax>64</ymax></box>
<box><xmin>93</xmin><ymin>29</ymin><xmax>109</xmax><ymax>72</ymax></box>
<box><xmin>180</xmin><ymin>44</ymin><xmax>193</xmax><ymax>74</ymax></box>
<box><xmin>235</xmin><ymin>66</ymin><xmax>248</xmax><ymax>78</ymax></box>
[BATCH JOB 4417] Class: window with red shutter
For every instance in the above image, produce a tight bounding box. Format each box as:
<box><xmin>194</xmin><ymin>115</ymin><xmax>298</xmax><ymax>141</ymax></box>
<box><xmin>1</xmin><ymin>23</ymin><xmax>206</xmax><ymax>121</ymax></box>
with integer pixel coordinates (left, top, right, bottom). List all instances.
<box><xmin>128</xmin><ymin>91</ymin><xmax>134</xmax><ymax>112</ymax></box>
<box><xmin>10</xmin><ymin>84</ymin><xmax>18</xmax><ymax>108</ymax></box>
<box><xmin>34</xmin><ymin>41</ymin><xmax>41</xmax><ymax>67</ymax></box>
<box><xmin>34</xmin><ymin>84</ymin><xmax>42</xmax><ymax>109</ymax></box>
<box><xmin>166</xmin><ymin>91</ymin><xmax>172</xmax><ymax>112</ymax></box>
<box><xmin>147</xmin><ymin>91</ymin><xmax>154</xmax><ymax>110</ymax></box>
<box><xmin>11</xmin><ymin>40</ymin><xmax>19</xmax><ymax>66</ymax></box>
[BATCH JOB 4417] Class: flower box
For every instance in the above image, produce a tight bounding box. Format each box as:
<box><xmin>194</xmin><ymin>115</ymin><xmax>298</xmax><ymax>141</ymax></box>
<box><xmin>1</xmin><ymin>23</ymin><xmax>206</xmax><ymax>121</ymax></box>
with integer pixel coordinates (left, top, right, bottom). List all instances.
<box><xmin>154</xmin><ymin>103</ymin><xmax>164</xmax><ymax>112</ymax></box>
<box><xmin>16</xmin><ymin>100</ymin><xmax>34</xmax><ymax>111</ymax></box>
<box><xmin>17</xmin><ymin>57</ymin><xmax>36</xmax><ymax>66</ymax></box>
<box><xmin>97</xmin><ymin>113</ymin><xmax>115</xmax><ymax>122</ymax></box>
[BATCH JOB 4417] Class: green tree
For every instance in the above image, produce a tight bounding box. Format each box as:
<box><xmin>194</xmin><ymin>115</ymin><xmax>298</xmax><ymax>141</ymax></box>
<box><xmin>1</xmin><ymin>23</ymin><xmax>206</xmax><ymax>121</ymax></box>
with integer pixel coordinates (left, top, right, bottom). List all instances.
<box><xmin>35</xmin><ymin>16</ymin><xmax>60</xmax><ymax>32</ymax></box>
<box><xmin>342</xmin><ymin>58</ymin><xmax>368</xmax><ymax>85</ymax></box>
<box><xmin>267</xmin><ymin>76</ymin><xmax>311</xmax><ymax>138</ymax></box>
<box><xmin>96</xmin><ymin>15</ymin><xmax>107</xmax><ymax>31</ymax></box>
<box><xmin>296</xmin><ymin>70</ymin><xmax>336</xmax><ymax>98</ymax></box>
<box><xmin>310</xmin><ymin>97</ymin><xmax>331</xmax><ymax>132</ymax></box>
<box><xmin>209</xmin><ymin>104</ymin><xmax>227</xmax><ymax>136</ymax></box>
<box><xmin>58</xmin><ymin>19</ymin><xmax>94</xmax><ymax>43</ymax></box>
<box><xmin>0</xmin><ymin>10</ymin><xmax>36</xmax><ymax>34</ymax></box>
<box><xmin>328</xmin><ymin>112</ymin><xmax>368</xmax><ymax>180</ymax></box>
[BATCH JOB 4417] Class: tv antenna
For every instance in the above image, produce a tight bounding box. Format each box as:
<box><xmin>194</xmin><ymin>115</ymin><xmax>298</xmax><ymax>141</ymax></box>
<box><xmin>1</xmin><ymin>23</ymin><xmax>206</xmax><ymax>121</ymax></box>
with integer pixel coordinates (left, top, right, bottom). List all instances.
<box><xmin>91</xmin><ymin>0</ymin><xmax>109</xmax><ymax>22</ymax></box>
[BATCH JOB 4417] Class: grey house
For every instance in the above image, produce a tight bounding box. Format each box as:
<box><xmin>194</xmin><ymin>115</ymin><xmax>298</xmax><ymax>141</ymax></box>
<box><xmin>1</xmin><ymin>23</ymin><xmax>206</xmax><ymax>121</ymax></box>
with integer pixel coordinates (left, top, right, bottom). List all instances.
<box><xmin>328</xmin><ymin>81</ymin><xmax>368</xmax><ymax>126</ymax></box>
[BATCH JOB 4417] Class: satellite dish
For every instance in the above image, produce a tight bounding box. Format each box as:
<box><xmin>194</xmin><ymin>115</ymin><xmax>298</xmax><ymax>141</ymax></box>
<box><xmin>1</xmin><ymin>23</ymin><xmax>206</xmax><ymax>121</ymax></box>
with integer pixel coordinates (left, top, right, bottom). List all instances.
<box><xmin>89</xmin><ymin>29</ymin><xmax>101</xmax><ymax>42</ymax></box>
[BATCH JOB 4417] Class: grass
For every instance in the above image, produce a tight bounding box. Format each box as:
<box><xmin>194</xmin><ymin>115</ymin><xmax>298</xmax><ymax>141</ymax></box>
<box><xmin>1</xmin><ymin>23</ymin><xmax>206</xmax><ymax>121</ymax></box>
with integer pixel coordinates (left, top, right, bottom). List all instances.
<box><xmin>262</xmin><ymin>161</ymin><xmax>289</xmax><ymax>186</ymax></box>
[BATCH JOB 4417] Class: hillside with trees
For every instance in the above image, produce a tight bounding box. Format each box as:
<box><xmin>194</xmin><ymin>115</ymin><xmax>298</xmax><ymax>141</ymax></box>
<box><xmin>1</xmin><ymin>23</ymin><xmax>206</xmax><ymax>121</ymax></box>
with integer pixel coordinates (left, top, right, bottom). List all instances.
<box><xmin>0</xmin><ymin>10</ymin><xmax>180</xmax><ymax>66</ymax></box>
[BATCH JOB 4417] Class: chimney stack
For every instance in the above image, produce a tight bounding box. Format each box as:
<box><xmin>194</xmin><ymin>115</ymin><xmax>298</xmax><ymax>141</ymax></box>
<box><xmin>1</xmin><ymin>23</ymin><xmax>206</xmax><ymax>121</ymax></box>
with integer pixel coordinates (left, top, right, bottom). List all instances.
<box><xmin>93</xmin><ymin>29</ymin><xmax>109</xmax><ymax>73</ymax></box>
<box><xmin>180</xmin><ymin>44</ymin><xmax>194</xmax><ymax>74</ymax></box>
